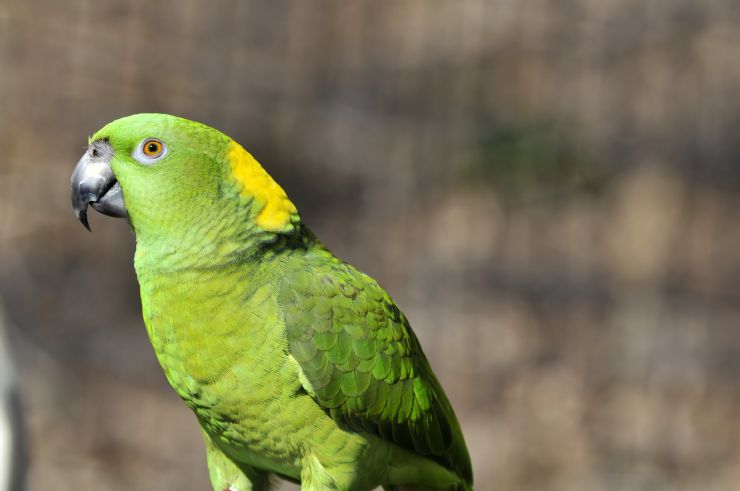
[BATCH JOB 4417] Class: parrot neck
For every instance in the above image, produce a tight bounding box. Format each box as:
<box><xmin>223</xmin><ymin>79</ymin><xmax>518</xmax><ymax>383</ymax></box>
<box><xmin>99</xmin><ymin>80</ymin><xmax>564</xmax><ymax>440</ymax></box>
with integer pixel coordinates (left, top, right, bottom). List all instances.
<box><xmin>132</xmin><ymin>220</ymin><xmax>316</xmax><ymax>277</ymax></box>
<box><xmin>130</xmin><ymin>176</ymin><xmax>307</xmax><ymax>275</ymax></box>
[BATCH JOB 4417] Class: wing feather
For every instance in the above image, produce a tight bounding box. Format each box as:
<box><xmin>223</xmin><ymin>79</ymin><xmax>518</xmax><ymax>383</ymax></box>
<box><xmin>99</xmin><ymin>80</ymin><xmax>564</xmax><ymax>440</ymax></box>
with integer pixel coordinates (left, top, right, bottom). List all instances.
<box><xmin>280</xmin><ymin>255</ymin><xmax>472</xmax><ymax>483</ymax></box>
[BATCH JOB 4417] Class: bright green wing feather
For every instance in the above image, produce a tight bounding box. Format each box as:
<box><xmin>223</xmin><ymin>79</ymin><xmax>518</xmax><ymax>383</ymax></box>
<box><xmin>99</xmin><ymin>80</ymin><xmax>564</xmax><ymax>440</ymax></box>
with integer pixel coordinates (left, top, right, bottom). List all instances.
<box><xmin>278</xmin><ymin>248</ymin><xmax>472</xmax><ymax>483</ymax></box>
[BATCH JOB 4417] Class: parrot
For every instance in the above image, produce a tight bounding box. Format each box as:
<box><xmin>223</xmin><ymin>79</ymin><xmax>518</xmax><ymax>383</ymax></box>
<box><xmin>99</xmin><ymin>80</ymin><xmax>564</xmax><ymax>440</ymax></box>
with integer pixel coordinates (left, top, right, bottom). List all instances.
<box><xmin>70</xmin><ymin>113</ymin><xmax>473</xmax><ymax>491</ymax></box>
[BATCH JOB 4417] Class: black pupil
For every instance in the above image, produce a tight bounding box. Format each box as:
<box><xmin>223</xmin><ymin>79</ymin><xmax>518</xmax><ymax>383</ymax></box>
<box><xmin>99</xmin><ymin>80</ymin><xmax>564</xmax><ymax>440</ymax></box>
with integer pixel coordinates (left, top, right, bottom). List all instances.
<box><xmin>147</xmin><ymin>142</ymin><xmax>159</xmax><ymax>153</ymax></box>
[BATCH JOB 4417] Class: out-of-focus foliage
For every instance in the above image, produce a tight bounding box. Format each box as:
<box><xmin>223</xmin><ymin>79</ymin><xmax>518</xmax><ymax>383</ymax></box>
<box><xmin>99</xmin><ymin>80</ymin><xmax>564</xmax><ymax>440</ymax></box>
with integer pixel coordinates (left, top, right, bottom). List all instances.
<box><xmin>1</xmin><ymin>1</ymin><xmax>739</xmax><ymax>490</ymax></box>
<box><xmin>461</xmin><ymin>118</ymin><xmax>606</xmax><ymax>201</ymax></box>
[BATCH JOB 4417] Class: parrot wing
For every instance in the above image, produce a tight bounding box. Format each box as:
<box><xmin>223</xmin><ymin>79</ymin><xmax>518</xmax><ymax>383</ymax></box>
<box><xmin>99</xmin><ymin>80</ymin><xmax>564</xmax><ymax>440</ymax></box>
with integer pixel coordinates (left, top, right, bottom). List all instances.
<box><xmin>278</xmin><ymin>252</ymin><xmax>472</xmax><ymax>483</ymax></box>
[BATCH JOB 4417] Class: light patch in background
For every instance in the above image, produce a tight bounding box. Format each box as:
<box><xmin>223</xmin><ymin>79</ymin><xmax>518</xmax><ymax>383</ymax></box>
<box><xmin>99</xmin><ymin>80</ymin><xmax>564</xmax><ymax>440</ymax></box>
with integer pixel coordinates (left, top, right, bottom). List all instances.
<box><xmin>0</xmin><ymin>400</ymin><xmax>10</xmax><ymax>491</ymax></box>
<box><xmin>0</xmin><ymin>304</ymin><xmax>20</xmax><ymax>491</ymax></box>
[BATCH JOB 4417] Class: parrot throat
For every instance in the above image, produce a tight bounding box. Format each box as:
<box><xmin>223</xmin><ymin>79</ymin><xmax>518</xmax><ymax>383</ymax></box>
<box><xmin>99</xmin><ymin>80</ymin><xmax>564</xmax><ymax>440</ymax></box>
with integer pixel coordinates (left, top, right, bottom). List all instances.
<box><xmin>132</xmin><ymin>216</ymin><xmax>309</xmax><ymax>277</ymax></box>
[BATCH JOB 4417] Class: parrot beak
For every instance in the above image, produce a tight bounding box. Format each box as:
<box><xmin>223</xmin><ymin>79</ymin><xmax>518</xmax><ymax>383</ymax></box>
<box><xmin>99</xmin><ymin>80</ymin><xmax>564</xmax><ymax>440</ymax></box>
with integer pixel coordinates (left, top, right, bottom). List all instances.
<box><xmin>70</xmin><ymin>140</ymin><xmax>127</xmax><ymax>231</ymax></box>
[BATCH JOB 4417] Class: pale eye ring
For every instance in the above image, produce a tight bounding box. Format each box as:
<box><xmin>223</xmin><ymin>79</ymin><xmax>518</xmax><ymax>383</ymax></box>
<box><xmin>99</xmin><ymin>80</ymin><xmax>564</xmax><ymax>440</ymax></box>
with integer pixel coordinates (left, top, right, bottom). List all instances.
<box><xmin>134</xmin><ymin>138</ymin><xmax>167</xmax><ymax>164</ymax></box>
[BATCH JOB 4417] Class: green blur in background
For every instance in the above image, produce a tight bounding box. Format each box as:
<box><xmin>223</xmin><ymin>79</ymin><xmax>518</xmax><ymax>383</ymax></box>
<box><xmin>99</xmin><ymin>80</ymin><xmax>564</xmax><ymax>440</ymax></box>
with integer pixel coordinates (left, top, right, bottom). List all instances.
<box><xmin>1</xmin><ymin>1</ymin><xmax>739</xmax><ymax>490</ymax></box>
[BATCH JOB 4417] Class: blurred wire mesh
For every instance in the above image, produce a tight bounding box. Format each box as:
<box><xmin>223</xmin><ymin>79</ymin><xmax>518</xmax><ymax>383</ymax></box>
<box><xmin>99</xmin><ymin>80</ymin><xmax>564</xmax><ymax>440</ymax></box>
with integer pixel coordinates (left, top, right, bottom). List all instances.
<box><xmin>1</xmin><ymin>1</ymin><xmax>740</xmax><ymax>490</ymax></box>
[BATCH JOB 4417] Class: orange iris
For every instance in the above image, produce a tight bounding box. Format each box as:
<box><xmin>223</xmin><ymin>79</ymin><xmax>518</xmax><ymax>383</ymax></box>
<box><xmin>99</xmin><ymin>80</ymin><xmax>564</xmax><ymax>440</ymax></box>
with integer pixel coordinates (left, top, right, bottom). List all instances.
<box><xmin>142</xmin><ymin>139</ymin><xmax>164</xmax><ymax>158</ymax></box>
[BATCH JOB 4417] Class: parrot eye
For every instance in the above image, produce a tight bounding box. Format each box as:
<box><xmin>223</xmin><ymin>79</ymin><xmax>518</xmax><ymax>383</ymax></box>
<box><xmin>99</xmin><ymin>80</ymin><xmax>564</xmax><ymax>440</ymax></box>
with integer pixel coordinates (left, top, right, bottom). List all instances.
<box><xmin>134</xmin><ymin>138</ymin><xmax>168</xmax><ymax>164</ymax></box>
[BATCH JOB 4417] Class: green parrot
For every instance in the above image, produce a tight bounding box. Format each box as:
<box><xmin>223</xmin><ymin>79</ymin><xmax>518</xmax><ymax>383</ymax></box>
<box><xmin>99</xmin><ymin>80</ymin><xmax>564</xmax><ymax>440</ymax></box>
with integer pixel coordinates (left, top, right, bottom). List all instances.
<box><xmin>70</xmin><ymin>114</ymin><xmax>473</xmax><ymax>491</ymax></box>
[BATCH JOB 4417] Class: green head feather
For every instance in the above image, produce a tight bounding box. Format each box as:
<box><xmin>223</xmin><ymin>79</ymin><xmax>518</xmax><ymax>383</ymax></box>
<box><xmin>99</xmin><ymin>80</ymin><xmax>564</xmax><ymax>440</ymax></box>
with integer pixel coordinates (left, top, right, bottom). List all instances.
<box><xmin>91</xmin><ymin>113</ymin><xmax>299</xmax><ymax>269</ymax></box>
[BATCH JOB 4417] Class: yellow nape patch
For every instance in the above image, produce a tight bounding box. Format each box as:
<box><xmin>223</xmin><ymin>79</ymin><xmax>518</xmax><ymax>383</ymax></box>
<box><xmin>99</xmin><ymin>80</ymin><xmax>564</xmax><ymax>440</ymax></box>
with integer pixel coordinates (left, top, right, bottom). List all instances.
<box><xmin>226</xmin><ymin>141</ymin><xmax>297</xmax><ymax>231</ymax></box>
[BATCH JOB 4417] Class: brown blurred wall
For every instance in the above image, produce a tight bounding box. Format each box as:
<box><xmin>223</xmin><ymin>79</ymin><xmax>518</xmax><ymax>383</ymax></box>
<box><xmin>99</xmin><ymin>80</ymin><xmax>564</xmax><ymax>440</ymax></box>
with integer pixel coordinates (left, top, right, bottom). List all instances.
<box><xmin>1</xmin><ymin>1</ymin><xmax>740</xmax><ymax>490</ymax></box>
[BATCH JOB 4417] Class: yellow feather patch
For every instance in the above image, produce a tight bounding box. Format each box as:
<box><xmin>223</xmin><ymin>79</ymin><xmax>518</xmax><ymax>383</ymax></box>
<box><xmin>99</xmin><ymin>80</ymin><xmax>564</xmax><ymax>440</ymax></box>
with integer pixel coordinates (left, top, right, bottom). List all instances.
<box><xmin>226</xmin><ymin>141</ymin><xmax>297</xmax><ymax>231</ymax></box>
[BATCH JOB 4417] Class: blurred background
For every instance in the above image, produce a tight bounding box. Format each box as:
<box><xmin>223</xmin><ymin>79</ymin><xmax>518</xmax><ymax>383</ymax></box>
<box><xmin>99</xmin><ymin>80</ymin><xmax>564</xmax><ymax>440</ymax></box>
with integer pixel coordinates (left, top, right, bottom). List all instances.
<box><xmin>1</xmin><ymin>1</ymin><xmax>740</xmax><ymax>490</ymax></box>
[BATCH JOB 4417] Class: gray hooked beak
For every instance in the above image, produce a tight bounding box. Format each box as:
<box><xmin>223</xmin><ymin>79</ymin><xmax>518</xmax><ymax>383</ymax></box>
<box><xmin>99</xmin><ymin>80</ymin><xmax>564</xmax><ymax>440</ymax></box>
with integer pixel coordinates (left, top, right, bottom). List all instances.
<box><xmin>70</xmin><ymin>140</ymin><xmax>127</xmax><ymax>231</ymax></box>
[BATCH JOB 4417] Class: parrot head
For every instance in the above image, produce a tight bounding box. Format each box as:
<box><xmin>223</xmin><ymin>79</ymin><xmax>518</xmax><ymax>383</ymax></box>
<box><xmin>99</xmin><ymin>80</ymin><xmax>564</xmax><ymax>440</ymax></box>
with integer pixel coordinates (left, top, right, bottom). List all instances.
<box><xmin>71</xmin><ymin>114</ymin><xmax>298</xmax><ymax>256</ymax></box>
